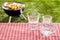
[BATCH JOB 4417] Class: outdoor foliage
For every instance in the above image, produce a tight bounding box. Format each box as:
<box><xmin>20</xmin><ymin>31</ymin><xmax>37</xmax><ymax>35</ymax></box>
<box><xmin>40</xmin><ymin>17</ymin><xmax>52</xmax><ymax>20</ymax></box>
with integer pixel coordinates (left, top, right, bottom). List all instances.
<box><xmin>0</xmin><ymin>0</ymin><xmax>60</xmax><ymax>23</ymax></box>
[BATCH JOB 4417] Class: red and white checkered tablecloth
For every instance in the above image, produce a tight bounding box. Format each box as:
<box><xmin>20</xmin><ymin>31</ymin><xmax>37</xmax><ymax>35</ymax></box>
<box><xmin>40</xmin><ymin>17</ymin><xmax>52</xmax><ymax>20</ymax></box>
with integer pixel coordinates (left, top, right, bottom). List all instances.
<box><xmin>0</xmin><ymin>23</ymin><xmax>60</xmax><ymax>40</ymax></box>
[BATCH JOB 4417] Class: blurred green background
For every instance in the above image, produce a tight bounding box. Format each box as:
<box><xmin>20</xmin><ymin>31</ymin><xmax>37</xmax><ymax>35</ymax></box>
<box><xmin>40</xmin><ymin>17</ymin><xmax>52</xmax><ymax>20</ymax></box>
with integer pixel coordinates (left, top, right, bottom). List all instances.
<box><xmin>0</xmin><ymin>0</ymin><xmax>60</xmax><ymax>23</ymax></box>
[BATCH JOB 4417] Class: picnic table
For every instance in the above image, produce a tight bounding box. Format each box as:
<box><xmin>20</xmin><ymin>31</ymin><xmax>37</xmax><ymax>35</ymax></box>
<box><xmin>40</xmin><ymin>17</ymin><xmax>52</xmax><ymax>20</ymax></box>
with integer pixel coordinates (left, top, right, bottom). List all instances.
<box><xmin>0</xmin><ymin>23</ymin><xmax>60</xmax><ymax>40</ymax></box>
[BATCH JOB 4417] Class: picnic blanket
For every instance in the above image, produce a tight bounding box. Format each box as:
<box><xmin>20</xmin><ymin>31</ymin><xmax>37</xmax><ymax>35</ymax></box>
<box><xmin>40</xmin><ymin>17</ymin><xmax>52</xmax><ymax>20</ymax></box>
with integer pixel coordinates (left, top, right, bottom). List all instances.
<box><xmin>0</xmin><ymin>23</ymin><xmax>60</xmax><ymax>40</ymax></box>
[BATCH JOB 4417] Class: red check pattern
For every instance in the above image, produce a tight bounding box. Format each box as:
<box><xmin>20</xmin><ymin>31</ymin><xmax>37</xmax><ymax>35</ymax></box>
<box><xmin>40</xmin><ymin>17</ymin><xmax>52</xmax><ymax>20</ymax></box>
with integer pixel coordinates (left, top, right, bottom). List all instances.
<box><xmin>0</xmin><ymin>23</ymin><xmax>60</xmax><ymax>40</ymax></box>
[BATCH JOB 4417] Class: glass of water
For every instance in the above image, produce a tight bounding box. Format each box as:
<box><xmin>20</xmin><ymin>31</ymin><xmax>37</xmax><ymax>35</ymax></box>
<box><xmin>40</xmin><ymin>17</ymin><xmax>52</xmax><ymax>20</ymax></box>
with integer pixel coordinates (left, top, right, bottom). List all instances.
<box><xmin>27</xmin><ymin>10</ymin><xmax>40</xmax><ymax>30</ymax></box>
<box><xmin>40</xmin><ymin>15</ymin><xmax>56</xmax><ymax>36</ymax></box>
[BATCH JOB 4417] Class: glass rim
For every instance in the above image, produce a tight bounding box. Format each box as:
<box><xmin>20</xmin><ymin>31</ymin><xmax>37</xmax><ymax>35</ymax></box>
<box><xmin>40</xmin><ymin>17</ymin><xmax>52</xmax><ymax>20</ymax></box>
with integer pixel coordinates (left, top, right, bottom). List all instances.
<box><xmin>42</xmin><ymin>15</ymin><xmax>52</xmax><ymax>19</ymax></box>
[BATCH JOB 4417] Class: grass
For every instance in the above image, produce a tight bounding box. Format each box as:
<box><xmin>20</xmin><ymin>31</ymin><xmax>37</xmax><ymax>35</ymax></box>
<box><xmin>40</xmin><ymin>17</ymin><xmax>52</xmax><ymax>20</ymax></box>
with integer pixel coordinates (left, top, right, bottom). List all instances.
<box><xmin>0</xmin><ymin>0</ymin><xmax>60</xmax><ymax>23</ymax></box>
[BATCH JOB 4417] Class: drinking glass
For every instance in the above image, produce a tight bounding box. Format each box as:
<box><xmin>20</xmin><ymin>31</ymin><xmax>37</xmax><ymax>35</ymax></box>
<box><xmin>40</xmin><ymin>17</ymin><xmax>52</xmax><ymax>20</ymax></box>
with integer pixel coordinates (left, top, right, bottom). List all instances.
<box><xmin>27</xmin><ymin>10</ymin><xmax>40</xmax><ymax>30</ymax></box>
<box><xmin>40</xmin><ymin>15</ymin><xmax>56</xmax><ymax>36</ymax></box>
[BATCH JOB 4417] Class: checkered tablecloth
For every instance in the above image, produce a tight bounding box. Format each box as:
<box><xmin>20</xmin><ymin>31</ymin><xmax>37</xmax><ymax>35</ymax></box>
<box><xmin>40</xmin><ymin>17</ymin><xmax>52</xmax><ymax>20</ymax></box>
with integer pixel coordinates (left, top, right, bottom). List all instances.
<box><xmin>0</xmin><ymin>23</ymin><xmax>60</xmax><ymax>40</ymax></box>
